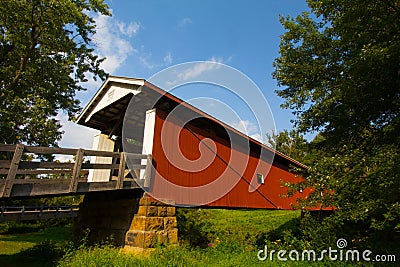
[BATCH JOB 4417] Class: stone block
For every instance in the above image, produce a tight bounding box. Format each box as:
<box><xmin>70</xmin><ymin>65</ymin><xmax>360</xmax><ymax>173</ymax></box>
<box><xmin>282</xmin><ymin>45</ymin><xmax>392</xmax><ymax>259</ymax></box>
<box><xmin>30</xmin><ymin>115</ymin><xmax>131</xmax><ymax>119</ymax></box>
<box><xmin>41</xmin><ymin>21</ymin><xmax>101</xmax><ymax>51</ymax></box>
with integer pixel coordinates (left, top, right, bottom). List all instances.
<box><xmin>142</xmin><ymin>231</ymin><xmax>158</xmax><ymax>247</ymax></box>
<box><xmin>167</xmin><ymin>229</ymin><xmax>178</xmax><ymax>244</ymax></box>
<box><xmin>157</xmin><ymin>230</ymin><xmax>168</xmax><ymax>245</ymax></box>
<box><xmin>137</xmin><ymin>205</ymin><xmax>158</xmax><ymax>217</ymax></box>
<box><xmin>125</xmin><ymin>231</ymin><xmax>138</xmax><ymax>245</ymax></box>
<box><xmin>129</xmin><ymin>216</ymin><xmax>164</xmax><ymax>231</ymax></box>
<box><xmin>139</xmin><ymin>196</ymin><xmax>161</xmax><ymax>206</ymax></box>
<box><xmin>129</xmin><ymin>216</ymin><xmax>145</xmax><ymax>230</ymax></box>
<box><xmin>163</xmin><ymin>217</ymin><xmax>177</xmax><ymax>230</ymax></box>
<box><xmin>166</xmin><ymin>207</ymin><xmax>176</xmax><ymax>216</ymax></box>
<box><xmin>125</xmin><ymin>230</ymin><xmax>157</xmax><ymax>248</ymax></box>
<box><xmin>157</xmin><ymin>206</ymin><xmax>167</xmax><ymax>217</ymax></box>
<box><xmin>139</xmin><ymin>194</ymin><xmax>175</xmax><ymax>206</ymax></box>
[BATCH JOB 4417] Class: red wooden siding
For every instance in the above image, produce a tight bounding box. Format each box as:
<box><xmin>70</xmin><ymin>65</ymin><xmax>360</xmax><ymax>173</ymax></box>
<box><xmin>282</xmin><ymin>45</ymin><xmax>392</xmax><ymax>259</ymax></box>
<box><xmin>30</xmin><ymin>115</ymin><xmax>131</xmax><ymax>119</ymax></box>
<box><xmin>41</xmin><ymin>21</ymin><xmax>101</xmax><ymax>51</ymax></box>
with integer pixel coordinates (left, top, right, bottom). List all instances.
<box><xmin>148</xmin><ymin>109</ymin><xmax>308</xmax><ymax>209</ymax></box>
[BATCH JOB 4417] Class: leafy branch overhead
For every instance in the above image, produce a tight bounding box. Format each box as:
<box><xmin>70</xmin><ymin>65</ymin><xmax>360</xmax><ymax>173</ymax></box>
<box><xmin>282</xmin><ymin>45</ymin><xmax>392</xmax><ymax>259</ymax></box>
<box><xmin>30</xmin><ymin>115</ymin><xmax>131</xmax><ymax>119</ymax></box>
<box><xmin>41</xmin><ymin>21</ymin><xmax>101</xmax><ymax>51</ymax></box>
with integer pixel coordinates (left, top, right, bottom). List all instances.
<box><xmin>0</xmin><ymin>0</ymin><xmax>111</xmax><ymax>146</ymax></box>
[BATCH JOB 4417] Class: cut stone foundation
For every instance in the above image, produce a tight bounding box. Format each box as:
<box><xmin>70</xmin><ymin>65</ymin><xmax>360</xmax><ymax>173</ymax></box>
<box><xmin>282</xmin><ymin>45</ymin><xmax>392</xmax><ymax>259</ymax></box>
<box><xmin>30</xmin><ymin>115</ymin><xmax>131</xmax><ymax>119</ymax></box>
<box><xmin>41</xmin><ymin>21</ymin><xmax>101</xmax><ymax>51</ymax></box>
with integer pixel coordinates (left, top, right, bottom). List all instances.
<box><xmin>124</xmin><ymin>193</ymin><xmax>178</xmax><ymax>252</ymax></box>
<box><xmin>74</xmin><ymin>189</ymin><xmax>142</xmax><ymax>245</ymax></box>
<box><xmin>74</xmin><ymin>190</ymin><xmax>178</xmax><ymax>252</ymax></box>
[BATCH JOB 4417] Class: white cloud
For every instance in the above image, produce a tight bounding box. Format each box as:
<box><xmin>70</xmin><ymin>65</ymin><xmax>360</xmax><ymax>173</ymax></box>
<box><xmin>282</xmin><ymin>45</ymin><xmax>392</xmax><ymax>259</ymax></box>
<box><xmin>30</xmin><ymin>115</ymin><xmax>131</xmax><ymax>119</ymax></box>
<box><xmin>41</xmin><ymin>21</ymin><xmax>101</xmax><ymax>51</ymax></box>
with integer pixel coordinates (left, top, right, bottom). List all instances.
<box><xmin>250</xmin><ymin>133</ymin><xmax>263</xmax><ymax>142</ymax></box>
<box><xmin>166</xmin><ymin>57</ymin><xmax>224</xmax><ymax>86</ymax></box>
<box><xmin>163</xmin><ymin>52</ymin><xmax>173</xmax><ymax>65</ymax></box>
<box><xmin>139</xmin><ymin>52</ymin><xmax>156</xmax><ymax>69</ymax></box>
<box><xmin>178</xmin><ymin>18</ymin><xmax>192</xmax><ymax>27</ymax></box>
<box><xmin>230</xmin><ymin>120</ymin><xmax>264</xmax><ymax>142</ymax></box>
<box><xmin>58</xmin><ymin>113</ymin><xmax>99</xmax><ymax>149</ymax></box>
<box><xmin>139</xmin><ymin>50</ymin><xmax>173</xmax><ymax>69</ymax></box>
<box><xmin>231</xmin><ymin>120</ymin><xmax>257</xmax><ymax>135</ymax></box>
<box><xmin>92</xmin><ymin>13</ymin><xmax>139</xmax><ymax>73</ymax></box>
<box><xmin>117</xmin><ymin>21</ymin><xmax>140</xmax><ymax>37</ymax></box>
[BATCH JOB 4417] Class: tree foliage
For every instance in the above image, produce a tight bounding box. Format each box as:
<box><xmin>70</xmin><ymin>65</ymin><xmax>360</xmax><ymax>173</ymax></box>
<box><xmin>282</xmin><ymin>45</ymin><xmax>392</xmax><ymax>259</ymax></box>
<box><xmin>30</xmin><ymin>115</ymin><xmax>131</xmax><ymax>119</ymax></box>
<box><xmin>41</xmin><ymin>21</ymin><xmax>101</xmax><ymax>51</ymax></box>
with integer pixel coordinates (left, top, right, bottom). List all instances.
<box><xmin>266</xmin><ymin>129</ymin><xmax>308</xmax><ymax>162</ymax></box>
<box><xmin>0</xmin><ymin>0</ymin><xmax>110</xmax><ymax>146</ymax></box>
<box><xmin>273</xmin><ymin>0</ymin><xmax>400</xmax><ymax>247</ymax></box>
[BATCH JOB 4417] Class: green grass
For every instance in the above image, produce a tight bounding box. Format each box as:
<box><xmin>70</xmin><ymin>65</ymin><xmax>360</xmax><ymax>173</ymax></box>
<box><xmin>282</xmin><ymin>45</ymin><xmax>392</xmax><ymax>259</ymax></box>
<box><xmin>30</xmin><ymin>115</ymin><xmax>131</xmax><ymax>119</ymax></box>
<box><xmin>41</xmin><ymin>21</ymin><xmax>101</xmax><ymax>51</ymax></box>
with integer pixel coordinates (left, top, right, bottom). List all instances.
<box><xmin>0</xmin><ymin>210</ymin><xmax>397</xmax><ymax>266</ymax></box>
<box><xmin>56</xmin><ymin>209</ymin><xmax>362</xmax><ymax>266</ymax></box>
<box><xmin>0</xmin><ymin>225</ymin><xmax>72</xmax><ymax>267</ymax></box>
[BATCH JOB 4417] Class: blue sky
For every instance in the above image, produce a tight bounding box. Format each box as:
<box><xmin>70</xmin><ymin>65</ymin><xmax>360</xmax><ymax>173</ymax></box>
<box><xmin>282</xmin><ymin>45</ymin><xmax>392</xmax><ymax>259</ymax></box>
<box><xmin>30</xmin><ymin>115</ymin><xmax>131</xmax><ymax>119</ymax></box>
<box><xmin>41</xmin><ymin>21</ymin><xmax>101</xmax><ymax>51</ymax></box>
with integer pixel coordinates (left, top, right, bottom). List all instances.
<box><xmin>59</xmin><ymin>0</ymin><xmax>311</xmax><ymax>148</ymax></box>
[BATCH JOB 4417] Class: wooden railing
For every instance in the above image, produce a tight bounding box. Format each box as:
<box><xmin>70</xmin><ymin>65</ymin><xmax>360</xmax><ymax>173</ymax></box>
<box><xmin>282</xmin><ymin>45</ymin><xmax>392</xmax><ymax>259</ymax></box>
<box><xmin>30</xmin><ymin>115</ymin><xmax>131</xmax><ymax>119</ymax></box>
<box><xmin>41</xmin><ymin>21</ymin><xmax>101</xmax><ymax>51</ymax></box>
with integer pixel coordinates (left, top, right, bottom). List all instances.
<box><xmin>0</xmin><ymin>144</ymin><xmax>152</xmax><ymax>198</ymax></box>
<box><xmin>0</xmin><ymin>205</ymin><xmax>79</xmax><ymax>222</ymax></box>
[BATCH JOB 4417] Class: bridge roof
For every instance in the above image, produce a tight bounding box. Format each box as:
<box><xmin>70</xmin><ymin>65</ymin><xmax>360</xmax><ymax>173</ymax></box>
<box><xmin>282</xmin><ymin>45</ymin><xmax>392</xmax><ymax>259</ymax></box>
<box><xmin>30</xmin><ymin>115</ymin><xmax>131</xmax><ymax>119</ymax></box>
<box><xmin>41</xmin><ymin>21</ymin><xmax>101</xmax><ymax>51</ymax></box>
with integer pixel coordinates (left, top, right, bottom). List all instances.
<box><xmin>77</xmin><ymin>76</ymin><xmax>307</xmax><ymax>169</ymax></box>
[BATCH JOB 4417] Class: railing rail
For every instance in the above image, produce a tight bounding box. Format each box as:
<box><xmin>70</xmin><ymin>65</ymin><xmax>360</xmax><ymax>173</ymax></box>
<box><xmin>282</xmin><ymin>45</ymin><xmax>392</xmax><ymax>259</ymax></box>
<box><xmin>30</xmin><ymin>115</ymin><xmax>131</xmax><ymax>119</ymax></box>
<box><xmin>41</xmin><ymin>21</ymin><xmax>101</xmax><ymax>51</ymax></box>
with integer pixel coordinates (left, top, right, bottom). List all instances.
<box><xmin>0</xmin><ymin>144</ymin><xmax>151</xmax><ymax>198</ymax></box>
<box><xmin>0</xmin><ymin>205</ymin><xmax>79</xmax><ymax>222</ymax></box>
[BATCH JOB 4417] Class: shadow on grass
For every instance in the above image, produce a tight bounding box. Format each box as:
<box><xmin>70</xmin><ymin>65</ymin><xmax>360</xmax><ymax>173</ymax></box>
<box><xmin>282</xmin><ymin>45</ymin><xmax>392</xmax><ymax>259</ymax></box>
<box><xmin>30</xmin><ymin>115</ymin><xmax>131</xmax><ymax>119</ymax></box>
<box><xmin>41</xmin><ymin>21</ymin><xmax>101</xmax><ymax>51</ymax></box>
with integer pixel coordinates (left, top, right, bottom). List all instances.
<box><xmin>0</xmin><ymin>241</ymin><xmax>63</xmax><ymax>267</ymax></box>
<box><xmin>0</xmin><ymin>227</ymin><xmax>71</xmax><ymax>244</ymax></box>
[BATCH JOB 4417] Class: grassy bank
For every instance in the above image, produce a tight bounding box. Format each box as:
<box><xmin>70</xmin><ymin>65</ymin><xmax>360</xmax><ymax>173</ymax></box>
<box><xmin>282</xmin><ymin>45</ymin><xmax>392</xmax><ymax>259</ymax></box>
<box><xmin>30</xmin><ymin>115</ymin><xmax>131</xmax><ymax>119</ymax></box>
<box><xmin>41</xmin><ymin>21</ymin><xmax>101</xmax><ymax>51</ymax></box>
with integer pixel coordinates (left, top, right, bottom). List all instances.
<box><xmin>0</xmin><ymin>210</ymin><xmax>397</xmax><ymax>266</ymax></box>
<box><xmin>0</xmin><ymin>224</ymin><xmax>72</xmax><ymax>267</ymax></box>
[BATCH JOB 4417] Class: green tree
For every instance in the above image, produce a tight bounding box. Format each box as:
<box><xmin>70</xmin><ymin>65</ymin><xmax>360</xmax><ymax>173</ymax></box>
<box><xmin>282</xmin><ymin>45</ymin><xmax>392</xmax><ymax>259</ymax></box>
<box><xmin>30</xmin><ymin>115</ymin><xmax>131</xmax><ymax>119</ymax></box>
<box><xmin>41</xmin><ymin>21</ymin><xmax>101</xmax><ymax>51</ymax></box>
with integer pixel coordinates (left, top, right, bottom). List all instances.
<box><xmin>0</xmin><ymin>0</ymin><xmax>110</xmax><ymax>146</ymax></box>
<box><xmin>266</xmin><ymin>129</ymin><xmax>308</xmax><ymax>162</ymax></box>
<box><xmin>273</xmin><ymin>0</ymin><xmax>400</xmax><ymax>248</ymax></box>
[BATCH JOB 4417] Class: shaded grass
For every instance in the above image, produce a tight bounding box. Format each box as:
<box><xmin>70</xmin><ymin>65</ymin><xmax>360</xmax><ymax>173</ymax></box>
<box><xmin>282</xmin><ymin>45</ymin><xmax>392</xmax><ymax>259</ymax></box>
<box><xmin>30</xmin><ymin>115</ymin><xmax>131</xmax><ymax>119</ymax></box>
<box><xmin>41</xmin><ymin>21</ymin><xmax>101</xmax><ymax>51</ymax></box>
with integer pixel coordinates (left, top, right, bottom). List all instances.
<box><xmin>0</xmin><ymin>226</ymin><xmax>72</xmax><ymax>266</ymax></box>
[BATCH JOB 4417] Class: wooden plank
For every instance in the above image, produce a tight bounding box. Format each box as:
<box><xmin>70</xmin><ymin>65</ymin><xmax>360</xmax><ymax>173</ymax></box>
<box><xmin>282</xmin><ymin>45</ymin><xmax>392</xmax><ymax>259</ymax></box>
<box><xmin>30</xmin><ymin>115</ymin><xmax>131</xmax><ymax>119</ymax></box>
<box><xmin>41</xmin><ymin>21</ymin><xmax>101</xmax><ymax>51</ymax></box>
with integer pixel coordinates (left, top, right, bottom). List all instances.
<box><xmin>0</xmin><ymin>180</ymin><xmax>140</xmax><ymax>198</ymax></box>
<box><xmin>0</xmin><ymin>205</ymin><xmax>79</xmax><ymax>213</ymax></box>
<box><xmin>16</xmin><ymin>161</ymin><xmax>121</xmax><ymax>170</ymax></box>
<box><xmin>69</xmin><ymin>149</ymin><xmax>84</xmax><ymax>193</ymax></box>
<box><xmin>19</xmin><ymin>161</ymin><xmax>74</xmax><ymax>169</ymax></box>
<box><xmin>144</xmin><ymin>154</ymin><xmax>152</xmax><ymax>188</ymax></box>
<box><xmin>1</xmin><ymin>144</ymin><xmax>24</xmax><ymax>198</ymax></box>
<box><xmin>0</xmin><ymin>169</ymin><xmax>73</xmax><ymax>175</ymax></box>
<box><xmin>82</xmin><ymin>150</ymin><xmax>121</xmax><ymax>157</ymax></box>
<box><xmin>82</xmin><ymin>163</ymin><xmax>121</xmax><ymax>169</ymax></box>
<box><xmin>0</xmin><ymin>209</ymin><xmax>78</xmax><ymax>222</ymax></box>
<box><xmin>0</xmin><ymin>144</ymin><xmax>17</xmax><ymax>152</ymax></box>
<box><xmin>108</xmin><ymin>110</ymin><xmax>125</xmax><ymax>138</ymax></box>
<box><xmin>116</xmin><ymin>152</ymin><xmax>125</xmax><ymax>189</ymax></box>
<box><xmin>24</xmin><ymin>146</ymin><xmax>78</xmax><ymax>155</ymax></box>
<box><xmin>8</xmin><ymin>178</ymin><xmax>87</xmax><ymax>185</ymax></box>
<box><xmin>1</xmin><ymin>144</ymin><xmax>146</xmax><ymax>159</ymax></box>
<box><xmin>124</xmin><ymin>153</ymin><xmax>148</xmax><ymax>159</ymax></box>
<box><xmin>0</xmin><ymin>160</ymin><xmax>11</xmax><ymax>168</ymax></box>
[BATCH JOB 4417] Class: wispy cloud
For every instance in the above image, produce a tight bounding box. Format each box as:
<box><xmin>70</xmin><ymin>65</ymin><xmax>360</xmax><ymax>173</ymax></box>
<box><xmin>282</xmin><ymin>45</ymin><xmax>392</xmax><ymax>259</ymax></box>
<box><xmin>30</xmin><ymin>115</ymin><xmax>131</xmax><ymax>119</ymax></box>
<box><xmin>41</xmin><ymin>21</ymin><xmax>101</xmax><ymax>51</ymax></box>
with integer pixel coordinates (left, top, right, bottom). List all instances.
<box><xmin>166</xmin><ymin>57</ymin><xmax>224</xmax><ymax>86</ymax></box>
<box><xmin>230</xmin><ymin>120</ymin><xmax>263</xmax><ymax>142</ymax></box>
<box><xmin>163</xmin><ymin>52</ymin><xmax>173</xmax><ymax>65</ymax></box>
<box><xmin>139</xmin><ymin>51</ymin><xmax>156</xmax><ymax>69</ymax></box>
<box><xmin>178</xmin><ymin>18</ymin><xmax>192</xmax><ymax>27</ymax></box>
<box><xmin>117</xmin><ymin>21</ymin><xmax>140</xmax><ymax>37</ymax></box>
<box><xmin>58</xmin><ymin>113</ymin><xmax>99</xmax><ymax>149</ymax></box>
<box><xmin>92</xmin><ymin>13</ymin><xmax>139</xmax><ymax>74</ymax></box>
<box><xmin>139</xmin><ymin>50</ymin><xmax>173</xmax><ymax>69</ymax></box>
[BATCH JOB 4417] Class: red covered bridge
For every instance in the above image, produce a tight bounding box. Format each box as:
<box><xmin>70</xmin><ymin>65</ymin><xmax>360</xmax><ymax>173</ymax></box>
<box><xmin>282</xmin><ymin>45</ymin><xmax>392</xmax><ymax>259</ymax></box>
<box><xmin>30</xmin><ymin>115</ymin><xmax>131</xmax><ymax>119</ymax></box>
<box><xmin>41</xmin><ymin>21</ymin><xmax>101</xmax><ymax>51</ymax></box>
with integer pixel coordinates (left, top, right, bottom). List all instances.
<box><xmin>76</xmin><ymin>76</ymin><xmax>308</xmax><ymax>209</ymax></box>
<box><xmin>0</xmin><ymin>75</ymin><xmax>311</xmax><ymax>250</ymax></box>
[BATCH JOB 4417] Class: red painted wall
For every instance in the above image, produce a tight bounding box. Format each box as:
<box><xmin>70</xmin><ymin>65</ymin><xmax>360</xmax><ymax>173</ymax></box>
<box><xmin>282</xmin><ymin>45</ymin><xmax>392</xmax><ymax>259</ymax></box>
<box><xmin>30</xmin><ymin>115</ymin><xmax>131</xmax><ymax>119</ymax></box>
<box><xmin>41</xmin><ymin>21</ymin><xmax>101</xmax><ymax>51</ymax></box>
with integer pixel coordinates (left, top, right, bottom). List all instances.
<box><xmin>148</xmin><ymin>109</ymin><xmax>308</xmax><ymax>209</ymax></box>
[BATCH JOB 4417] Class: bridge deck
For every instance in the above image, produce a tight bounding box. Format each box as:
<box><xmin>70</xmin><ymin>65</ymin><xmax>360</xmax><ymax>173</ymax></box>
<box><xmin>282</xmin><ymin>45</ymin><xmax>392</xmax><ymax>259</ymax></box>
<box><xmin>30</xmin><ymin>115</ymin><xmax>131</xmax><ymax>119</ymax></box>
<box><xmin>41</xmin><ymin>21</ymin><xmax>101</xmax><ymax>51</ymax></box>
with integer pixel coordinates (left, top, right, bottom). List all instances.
<box><xmin>0</xmin><ymin>178</ymin><xmax>140</xmax><ymax>198</ymax></box>
<box><xmin>0</xmin><ymin>144</ymin><xmax>149</xmax><ymax>199</ymax></box>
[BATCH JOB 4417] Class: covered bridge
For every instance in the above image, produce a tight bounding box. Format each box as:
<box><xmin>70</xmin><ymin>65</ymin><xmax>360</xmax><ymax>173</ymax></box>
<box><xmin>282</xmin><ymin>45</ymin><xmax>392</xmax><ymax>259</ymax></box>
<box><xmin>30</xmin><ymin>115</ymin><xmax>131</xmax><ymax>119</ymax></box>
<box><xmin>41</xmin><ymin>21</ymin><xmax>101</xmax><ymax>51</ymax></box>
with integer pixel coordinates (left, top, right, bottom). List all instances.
<box><xmin>77</xmin><ymin>76</ymin><xmax>307</xmax><ymax>210</ymax></box>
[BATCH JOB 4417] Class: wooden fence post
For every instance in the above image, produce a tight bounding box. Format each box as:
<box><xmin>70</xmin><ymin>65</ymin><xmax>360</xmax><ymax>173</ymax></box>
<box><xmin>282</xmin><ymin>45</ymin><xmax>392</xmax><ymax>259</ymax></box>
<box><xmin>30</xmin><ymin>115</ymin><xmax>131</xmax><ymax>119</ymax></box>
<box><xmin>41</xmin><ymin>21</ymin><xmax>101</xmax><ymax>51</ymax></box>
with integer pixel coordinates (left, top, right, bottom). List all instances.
<box><xmin>116</xmin><ymin>152</ymin><xmax>125</xmax><ymax>189</ymax></box>
<box><xmin>69</xmin><ymin>149</ymin><xmax>84</xmax><ymax>193</ymax></box>
<box><xmin>1</xmin><ymin>144</ymin><xmax>24</xmax><ymax>198</ymax></box>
